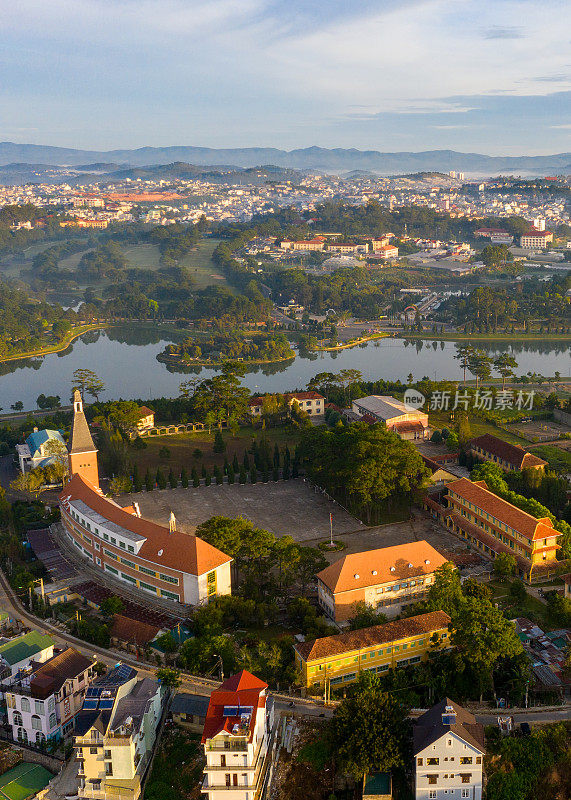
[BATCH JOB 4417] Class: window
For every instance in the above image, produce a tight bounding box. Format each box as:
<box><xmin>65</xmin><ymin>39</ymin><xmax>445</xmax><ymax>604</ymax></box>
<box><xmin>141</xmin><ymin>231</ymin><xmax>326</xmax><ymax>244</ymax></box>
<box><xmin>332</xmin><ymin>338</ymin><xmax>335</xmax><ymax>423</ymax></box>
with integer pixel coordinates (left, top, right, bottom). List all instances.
<box><xmin>139</xmin><ymin>565</ymin><xmax>156</xmax><ymax>577</ymax></box>
<box><xmin>48</xmin><ymin>697</ymin><xmax>55</xmax><ymax>712</ymax></box>
<box><xmin>159</xmin><ymin>573</ymin><xmax>179</xmax><ymax>585</ymax></box>
<box><xmin>21</xmin><ymin>698</ymin><xmax>30</xmax><ymax>713</ymax></box>
<box><xmin>104</xmin><ymin>550</ymin><xmax>118</xmax><ymax>560</ymax></box>
<box><xmin>427</xmin><ymin>758</ymin><xmax>439</xmax><ymax>765</ymax></box>
<box><xmin>429</xmin><ymin>792</ymin><xmax>437</xmax><ymax>800</ymax></box>
<box><xmin>49</xmin><ymin>713</ymin><xmax>57</xmax><ymax>729</ymax></box>
<box><xmin>461</xmin><ymin>775</ymin><xmax>471</xmax><ymax>784</ymax></box>
<box><xmin>13</xmin><ymin>712</ymin><xmax>23</xmax><ymax>726</ymax></box>
<box><xmin>34</xmin><ymin>700</ymin><xmax>44</xmax><ymax>715</ymax></box>
<box><xmin>127</xmin><ymin>545</ymin><xmax>135</xmax><ymax>553</ymax></box>
<box><xmin>428</xmin><ymin>775</ymin><xmax>437</xmax><ymax>785</ymax></box>
<box><xmin>462</xmin><ymin>791</ymin><xmax>470</xmax><ymax>798</ymax></box>
<box><xmin>120</xmin><ymin>557</ymin><xmax>136</xmax><ymax>569</ymax></box>
<box><xmin>95</xmin><ymin>543</ymin><xmax>100</xmax><ymax>551</ymax></box>
<box><xmin>417</xmin><ymin>758</ymin><xmax>423</xmax><ymax>766</ymax></box>
<box><xmin>460</xmin><ymin>757</ymin><xmax>473</xmax><ymax>765</ymax></box>
<box><xmin>104</xmin><ymin>750</ymin><xmax>111</xmax><ymax>759</ymax></box>
<box><xmin>90</xmin><ymin>747</ymin><xmax>98</xmax><ymax>754</ymax></box>
<box><xmin>105</xmin><ymin>764</ymin><xmax>113</xmax><ymax>776</ymax></box>
<box><xmin>139</xmin><ymin>580</ymin><xmax>157</xmax><ymax>594</ymax></box>
<box><xmin>476</xmin><ymin>757</ymin><xmax>482</xmax><ymax>765</ymax></box>
<box><xmin>104</xmin><ymin>564</ymin><xmax>119</xmax><ymax>575</ymax></box>
<box><xmin>31</xmin><ymin>715</ymin><xmax>42</xmax><ymax>731</ymax></box>
<box><xmin>36</xmin><ymin>732</ymin><xmax>46</xmax><ymax>745</ymax></box>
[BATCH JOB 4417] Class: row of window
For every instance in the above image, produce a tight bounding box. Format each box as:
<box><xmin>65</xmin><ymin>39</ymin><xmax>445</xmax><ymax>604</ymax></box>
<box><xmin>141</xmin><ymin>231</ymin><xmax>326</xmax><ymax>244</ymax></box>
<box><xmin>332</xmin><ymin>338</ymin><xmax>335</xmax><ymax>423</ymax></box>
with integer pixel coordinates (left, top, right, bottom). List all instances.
<box><xmin>451</xmin><ymin>493</ymin><xmax>532</xmax><ymax>545</ymax></box>
<box><xmin>8</xmin><ymin>696</ymin><xmax>55</xmax><ymax>714</ymax></box>
<box><xmin>68</xmin><ymin>509</ymin><xmax>136</xmax><ymax>553</ymax></box>
<box><xmin>309</xmin><ymin>634</ymin><xmax>447</xmax><ymax>672</ymax></box>
<box><xmin>12</xmin><ymin>711</ymin><xmax>57</xmax><ymax>729</ymax></box>
<box><xmin>429</xmin><ymin>791</ymin><xmax>471</xmax><ymax>799</ymax></box>
<box><xmin>420</xmin><ymin>757</ymin><xmax>480</xmax><ymax>766</ymax></box>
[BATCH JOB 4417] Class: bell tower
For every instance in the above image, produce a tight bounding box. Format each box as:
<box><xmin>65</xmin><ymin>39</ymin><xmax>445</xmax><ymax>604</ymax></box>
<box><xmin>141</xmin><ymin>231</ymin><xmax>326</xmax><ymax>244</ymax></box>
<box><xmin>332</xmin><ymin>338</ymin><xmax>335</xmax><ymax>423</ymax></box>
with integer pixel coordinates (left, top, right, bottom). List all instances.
<box><xmin>68</xmin><ymin>389</ymin><xmax>99</xmax><ymax>489</ymax></box>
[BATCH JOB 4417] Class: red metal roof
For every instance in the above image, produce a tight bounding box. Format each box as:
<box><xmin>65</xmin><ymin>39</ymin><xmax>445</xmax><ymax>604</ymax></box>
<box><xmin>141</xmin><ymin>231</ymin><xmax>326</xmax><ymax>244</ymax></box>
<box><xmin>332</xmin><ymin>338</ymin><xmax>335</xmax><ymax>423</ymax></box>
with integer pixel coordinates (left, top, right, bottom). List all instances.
<box><xmin>201</xmin><ymin>671</ymin><xmax>268</xmax><ymax>744</ymax></box>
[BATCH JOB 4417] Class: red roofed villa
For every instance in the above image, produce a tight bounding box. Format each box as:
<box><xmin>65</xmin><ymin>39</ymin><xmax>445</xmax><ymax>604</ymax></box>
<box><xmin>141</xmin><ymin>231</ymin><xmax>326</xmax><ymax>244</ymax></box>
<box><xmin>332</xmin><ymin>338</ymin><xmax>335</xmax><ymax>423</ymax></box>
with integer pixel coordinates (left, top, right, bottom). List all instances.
<box><xmin>202</xmin><ymin>670</ymin><xmax>274</xmax><ymax>800</ymax></box>
<box><xmin>248</xmin><ymin>391</ymin><xmax>325</xmax><ymax>418</ymax></box>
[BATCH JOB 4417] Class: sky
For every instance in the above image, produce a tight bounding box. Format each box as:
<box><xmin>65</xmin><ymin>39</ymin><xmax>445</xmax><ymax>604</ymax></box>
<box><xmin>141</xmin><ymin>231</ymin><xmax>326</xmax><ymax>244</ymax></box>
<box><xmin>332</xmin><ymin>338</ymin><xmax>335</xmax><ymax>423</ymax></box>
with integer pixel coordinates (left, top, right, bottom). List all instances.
<box><xmin>2</xmin><ymin>0</ymin><xmax>571</xmax><ymax>154</ymax></box>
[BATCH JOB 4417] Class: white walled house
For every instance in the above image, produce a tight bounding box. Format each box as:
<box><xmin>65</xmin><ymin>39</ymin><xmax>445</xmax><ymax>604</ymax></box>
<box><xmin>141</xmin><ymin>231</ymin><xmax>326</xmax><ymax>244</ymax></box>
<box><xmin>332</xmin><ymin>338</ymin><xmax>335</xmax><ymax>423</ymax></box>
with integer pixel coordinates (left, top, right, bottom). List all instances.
<box><xmin>202</xmin><ymin>671</ymin><xmax>275</xmax><ymax>800</ymax></box>
<box><xmin>5</xmin><ymin>648</ymin><xmax>95</xmax><ymax>744</ymax></box>
<box><xmin>413</xmin><ymin>699</ymin><xmax>485</xmax><ymax>800</ymax></box>
<box><xmin>0</xmin><ymin>631</ymin><xmax>55</xmax><ymax>684</ymax></box>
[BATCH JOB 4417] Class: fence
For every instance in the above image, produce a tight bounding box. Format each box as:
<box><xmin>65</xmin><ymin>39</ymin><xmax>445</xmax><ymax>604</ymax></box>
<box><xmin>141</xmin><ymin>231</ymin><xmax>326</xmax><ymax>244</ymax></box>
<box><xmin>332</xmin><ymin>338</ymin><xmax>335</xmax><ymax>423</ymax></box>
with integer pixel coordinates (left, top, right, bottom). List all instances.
<box><xmin>128</xmin><ymin>421</ymin><xmax>227</xmax><ymax>440</ymax></box>
<box><xmin>0</xmin><ymin>728</ymin><xmax>65</xmax><ymax>771</ymax></box>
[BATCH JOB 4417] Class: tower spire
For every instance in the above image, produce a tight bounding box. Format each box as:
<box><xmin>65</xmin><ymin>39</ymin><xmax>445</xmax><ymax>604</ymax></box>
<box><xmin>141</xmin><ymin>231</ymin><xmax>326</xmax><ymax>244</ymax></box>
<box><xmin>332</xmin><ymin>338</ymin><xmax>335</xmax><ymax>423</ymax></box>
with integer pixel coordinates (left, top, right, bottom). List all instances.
<box><xmin>68</xmin><ymin>389</ymin><xmax>99</xmax><ymax>488</ymax></box>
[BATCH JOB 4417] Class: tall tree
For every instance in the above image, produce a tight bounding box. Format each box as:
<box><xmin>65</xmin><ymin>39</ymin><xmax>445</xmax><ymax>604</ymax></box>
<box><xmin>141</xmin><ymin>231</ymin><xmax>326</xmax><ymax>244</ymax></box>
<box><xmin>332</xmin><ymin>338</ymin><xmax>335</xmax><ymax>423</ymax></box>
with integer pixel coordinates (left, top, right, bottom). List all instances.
<box><xmin>494</xmin><ymin>353</ymin><xmax>518</xmax><ymax>390</ymax></box>
<box><xmin>73</xmin><ymin>368</ymin><xmax>106</xmax><ymax>401</ymax></box>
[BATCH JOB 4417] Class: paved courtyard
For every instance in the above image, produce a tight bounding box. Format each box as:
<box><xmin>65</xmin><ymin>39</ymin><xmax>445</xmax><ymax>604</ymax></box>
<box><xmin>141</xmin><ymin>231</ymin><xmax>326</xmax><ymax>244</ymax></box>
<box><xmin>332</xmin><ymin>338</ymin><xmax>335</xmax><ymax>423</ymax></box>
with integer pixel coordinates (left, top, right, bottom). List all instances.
<box><xmin>124</xmin><ymin>479</ymin><xmax>363</xmax><ymax>542</ymax></box>
<box><xmin>122</xmin><ymin>480</ymin><xmax>471</xmax><ymax>565</ymax></box>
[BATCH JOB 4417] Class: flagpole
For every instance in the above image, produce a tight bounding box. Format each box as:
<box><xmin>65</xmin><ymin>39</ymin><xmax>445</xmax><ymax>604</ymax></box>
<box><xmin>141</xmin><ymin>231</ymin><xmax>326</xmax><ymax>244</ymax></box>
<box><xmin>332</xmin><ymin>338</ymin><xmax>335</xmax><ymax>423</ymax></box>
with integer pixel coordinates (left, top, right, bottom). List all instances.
<box><xmin>329</xmin><ymin>513</ymin><xmax>333</xmax><ymax>547</ymax></box>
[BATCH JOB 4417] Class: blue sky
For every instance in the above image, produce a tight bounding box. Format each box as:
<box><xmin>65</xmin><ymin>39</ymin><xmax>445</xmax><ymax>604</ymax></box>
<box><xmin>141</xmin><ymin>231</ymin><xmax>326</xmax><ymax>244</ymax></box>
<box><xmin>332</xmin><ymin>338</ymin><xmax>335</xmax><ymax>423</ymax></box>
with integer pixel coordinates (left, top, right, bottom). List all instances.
<box><xmin>2</xmin><ymin>0</ymin><xmax>571</xmax><ymax>154</ymax></box>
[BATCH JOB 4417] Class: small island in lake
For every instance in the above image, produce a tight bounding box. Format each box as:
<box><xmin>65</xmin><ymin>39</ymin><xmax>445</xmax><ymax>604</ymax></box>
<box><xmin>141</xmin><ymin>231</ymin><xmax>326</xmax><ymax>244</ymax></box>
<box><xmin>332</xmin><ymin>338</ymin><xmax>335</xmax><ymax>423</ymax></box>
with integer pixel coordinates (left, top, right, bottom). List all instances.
<box><xmin>157</xmin><ymin>329</ymin><xmax>296</xmax><ymax>366</ymax></box>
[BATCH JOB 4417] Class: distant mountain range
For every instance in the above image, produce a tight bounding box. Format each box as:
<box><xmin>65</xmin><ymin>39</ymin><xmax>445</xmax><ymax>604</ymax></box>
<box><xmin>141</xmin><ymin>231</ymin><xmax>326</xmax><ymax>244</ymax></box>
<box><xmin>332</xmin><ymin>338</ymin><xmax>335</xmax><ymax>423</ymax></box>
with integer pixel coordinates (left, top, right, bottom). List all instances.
<box><xmin>1</xmin><ymin>141</ymin><xmax>570</xmax><ymax>177</ymax></box>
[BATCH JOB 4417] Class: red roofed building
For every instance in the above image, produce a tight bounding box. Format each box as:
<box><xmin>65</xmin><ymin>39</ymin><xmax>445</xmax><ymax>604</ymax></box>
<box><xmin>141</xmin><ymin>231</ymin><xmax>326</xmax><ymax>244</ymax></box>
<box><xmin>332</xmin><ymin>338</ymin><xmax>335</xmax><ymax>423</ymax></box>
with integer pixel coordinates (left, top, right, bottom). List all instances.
<box><xmin>60</xmin><ymin>393</ymin><xmax>232</xmax><ymax>606</ymax></box>
<box><xmin>202</xmin><ymin>671</ymin><xmax>274</xmax><ymax>800</ymax></box>
<box><xmin>469</xmin><ymin>434</ymin><xmax>547</xmax><ymax>472</ymax></box>
<box><xmin>520</xmin><ymin>229</ymin><xmax>553</xmax><ymax>248</ymax></box>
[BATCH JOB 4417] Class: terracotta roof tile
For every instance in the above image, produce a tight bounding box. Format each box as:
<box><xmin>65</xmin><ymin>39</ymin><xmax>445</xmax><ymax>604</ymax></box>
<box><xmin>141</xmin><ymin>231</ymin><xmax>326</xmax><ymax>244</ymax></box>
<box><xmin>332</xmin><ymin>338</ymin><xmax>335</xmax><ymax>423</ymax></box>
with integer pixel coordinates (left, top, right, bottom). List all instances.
<box><xmin>316</xmin><ymin>541</ymin><xmax>449</xmax><ymax>594</ymax></box>
<box><xmin>201</xmin><ymin>670</ymin><xmax>267</xmax><ymax>744</ymax></box>
<box><xmin>470</xmin><ymin>434</ymin><xmax>546</xmax><ymax>470</ymax></box>
<box><xmin>60</xmin><ymin>474</ymin><xmax>232</xmax><ymax>576</ymax></box>
<box><xmin>294</xmin><ymin>611</ymin><xmax>451</xmax><ymax>662</ymax></box>
<box><xmin>447</xmin><ymin>478</ymin><xmax>555</xmax><ymax>540</ymax></box>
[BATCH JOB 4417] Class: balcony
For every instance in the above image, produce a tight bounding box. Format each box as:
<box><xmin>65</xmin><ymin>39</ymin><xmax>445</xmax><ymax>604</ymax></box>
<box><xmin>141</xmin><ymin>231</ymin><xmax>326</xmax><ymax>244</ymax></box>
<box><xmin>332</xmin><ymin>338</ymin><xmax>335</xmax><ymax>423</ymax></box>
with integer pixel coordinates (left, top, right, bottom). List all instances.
<box><xmin>206</xmin><ymin>742</ymin><xmax>248</xmax><ymax>753</ymax></box>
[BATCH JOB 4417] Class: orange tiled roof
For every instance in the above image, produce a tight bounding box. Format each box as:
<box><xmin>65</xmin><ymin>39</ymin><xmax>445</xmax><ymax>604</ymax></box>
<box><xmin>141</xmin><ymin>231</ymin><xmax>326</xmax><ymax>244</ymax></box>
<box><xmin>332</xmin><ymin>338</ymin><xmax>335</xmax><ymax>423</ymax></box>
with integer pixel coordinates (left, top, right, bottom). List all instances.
<box><xmin>470</xmin><ymin>434</ymin><xmax>546</xmax><ymax>470</ymax></box>
<box><xmin>60</xmin><ymin>474</ymin><xmax>232</xmax><ymax>576</ymax></box>
<box><xmin>446</xmin><ymin>478</ymin><xmax>556</xmax><ymax>540</ymax></box>
<box><xmin>294</xmin><ymin>611</ymin><xmax>451</xmax><ymax>662</ymax></box>
<box><xmin>201</xmin><ymin>671</ymin><xmax>268</xmax><ymax>744</ymax></box>
<box><xmin>316</xmin><ymin>540</ymin><xmax>449</xmax><ymax>594</ymax></box>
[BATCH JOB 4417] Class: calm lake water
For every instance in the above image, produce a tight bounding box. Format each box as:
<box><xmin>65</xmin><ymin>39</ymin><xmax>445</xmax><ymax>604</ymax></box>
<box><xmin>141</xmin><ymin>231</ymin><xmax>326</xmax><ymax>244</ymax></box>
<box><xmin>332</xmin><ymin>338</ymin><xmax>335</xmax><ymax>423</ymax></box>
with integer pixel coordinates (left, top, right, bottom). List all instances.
<box><xmin>1</xmin><ymin>326</ymin><xmax>570</xmax><ymax>411</ymax></box>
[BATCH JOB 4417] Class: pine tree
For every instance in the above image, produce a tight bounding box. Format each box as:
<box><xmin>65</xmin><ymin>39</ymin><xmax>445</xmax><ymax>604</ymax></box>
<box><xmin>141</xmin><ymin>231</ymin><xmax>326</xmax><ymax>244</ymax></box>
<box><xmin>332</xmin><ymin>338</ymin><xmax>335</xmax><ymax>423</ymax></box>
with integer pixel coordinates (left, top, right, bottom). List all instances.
<box><xmin>273</xmin><ymin>466</ymin><xmax>279</xmax><ymax>482</ymax></box>
<box><xmin>132</xmin><ymin>464</ymin><xmax>142</xmax><ymax>493</ymax></box>
<box><xmin>227</xmin><ymin>469</ymin><xmax>235</xmax><ymax>484</ymax></box>
<box><xmin>191</xmin><ymin>466</ymin><xmax>199</xmax><ymax>487</ymax></box>
<box><xmin>232</xmin><ymin>453</ymin><xmax>239</xmax><ymax>475</ymax></box>
<box><xmin>168</xmin><ymin>468</ymin><xmax>177</xmax><ymax>489</ymax></box>
<box><xmin>273</xmin><ymin>443</ymin><xmax>280</xmax><ymax>469</ymax></box>
<box><xmin>201</xmin><ymin>463</ymin><xmax>207</xmax><ymax>477</ymax></box>
<box><xmin>180</xmin><ymin>467</ymin><xmax>189</xmax><ymax>488</ymax></box>
<box><xmin>243</xmin><ymin>451</ymin><xmax>250</xmax><ymax>471</ymax></box>
<box><xmin>156</xmin><ymin>467</ymin><xmax>166</xmax><ymax>490</ymax></box>
<box><xmin>250</xmin><ymin>466</ymin><xmax>257</xmax><ymax>484</ymax></box>
<box><xmin>205</xmin><ymin>470</ymin><xmax>211</xmax><ymax>487</ymax></box>
<box><xmin>239</xmin><ymin>466</ymin><xmax>247</xmax><ymax>484</ymax></box>
<box><xmin>283</xmin><ymin>462</ymin><xmax>290</xmax><ymax>480</ymax></box>
<box><xmin>223</xmin><ymin>457</ymin><xmax>230</xmax><ymax>476</ymax></box>
<box><xmin>145</xmin><ymin>469</ymin><xmax>153</xmax><ymax>492</ymax></box>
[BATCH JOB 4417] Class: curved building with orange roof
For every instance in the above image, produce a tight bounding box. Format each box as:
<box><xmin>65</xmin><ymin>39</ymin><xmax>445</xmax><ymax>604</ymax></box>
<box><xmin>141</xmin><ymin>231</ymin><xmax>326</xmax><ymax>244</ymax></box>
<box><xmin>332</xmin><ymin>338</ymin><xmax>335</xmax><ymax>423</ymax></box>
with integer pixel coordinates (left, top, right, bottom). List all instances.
<box><xmin>59</xmin><ymin>392</ymin><xmax>232</xmax><ymax>606</ymax></box>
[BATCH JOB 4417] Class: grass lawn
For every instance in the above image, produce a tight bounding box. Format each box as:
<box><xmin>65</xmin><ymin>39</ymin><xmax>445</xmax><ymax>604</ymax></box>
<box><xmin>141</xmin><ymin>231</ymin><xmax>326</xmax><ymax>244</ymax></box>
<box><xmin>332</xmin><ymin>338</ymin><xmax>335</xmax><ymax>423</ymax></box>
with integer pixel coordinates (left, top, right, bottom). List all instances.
<box><xmin>179</xmin><ymin>238</ymin><xmax>230</xmax><ymax>290</ymax></box>
<box><xmin>128</xmin><ymin>424</ymin><xmax>301</xmax><ymax>475</ymax></box>
<box><xmin>144</xmin><ymin>728</ymin><xmax>203</xmax><ymax>800</ymax></box>
<box><xmin>122</xmin><ymin>242</ymin><xmax>163</xmax><ymax>270</ymax></box>
<box><xmin>428</xmin><ymin>410</ymin><xmax>531</xmax><ymax>445</ymax></box>
<box><xmin>530</xmin><ymin>444</ymin><xmax>571</xmax><ymax>473</ymax></box>
<box><xmin>486</xmin><ymin>579</ymin><xmax>554</xmax><ymax>629</ymax></box>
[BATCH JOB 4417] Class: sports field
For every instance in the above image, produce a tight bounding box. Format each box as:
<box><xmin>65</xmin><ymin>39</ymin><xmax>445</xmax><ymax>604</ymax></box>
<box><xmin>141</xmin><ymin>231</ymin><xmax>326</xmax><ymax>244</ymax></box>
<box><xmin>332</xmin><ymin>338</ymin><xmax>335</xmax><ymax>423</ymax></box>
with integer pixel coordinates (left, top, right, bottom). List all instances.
<box><xmin>0</xmin><ymin>762</ymin><xmax>53</xmax><ymax>800</ymax></box>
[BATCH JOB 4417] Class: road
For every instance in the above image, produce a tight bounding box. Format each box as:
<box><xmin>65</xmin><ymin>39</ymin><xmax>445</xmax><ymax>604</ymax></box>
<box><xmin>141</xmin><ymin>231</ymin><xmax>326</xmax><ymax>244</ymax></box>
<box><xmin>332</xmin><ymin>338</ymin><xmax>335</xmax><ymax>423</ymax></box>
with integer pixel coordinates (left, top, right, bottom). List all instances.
<box><xmin>0</xmin><ymin>565</ymin><xmax>569</xmax><ymax>726</ymax></box>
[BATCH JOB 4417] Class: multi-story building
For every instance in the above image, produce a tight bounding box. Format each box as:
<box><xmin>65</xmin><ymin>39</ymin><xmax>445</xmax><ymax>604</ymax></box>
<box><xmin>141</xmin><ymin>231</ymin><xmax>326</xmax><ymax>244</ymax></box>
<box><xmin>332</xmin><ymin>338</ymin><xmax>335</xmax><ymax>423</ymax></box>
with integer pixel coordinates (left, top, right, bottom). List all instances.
<box><xmin>519</xmin><ymin>229</ymin><xmax>553</xmax><ymax>248</ymax></box>
<box><xmin>294</xmin><ymin>611</ymin><xmax>451</xmax><ymax>691</ymax></box>
<box><xmin>201</xmin><ymin>670</ymin><xmax>274</xmax><ymax>800</ymax></box>
<box><xmin>279</xmin><ymin>238</ymin><xmax>324</xmax><ymax>251</ymax></box>
<box><xmin>248</xmin><ymin>391</ymin><xmax>325</xmax><ymax>418</ymax></box>
<box><xmin>74</xmin><ymin>665</ymin><xmax>164</xmax><ymax>800</ymax></box>
<box><xmin>0</xmin><ymin>631</ymin><xmax>55</xmax><ymax>684</ymax></box>
<box><xmin>5</xmin><ymin>648</ymin><xmax>95</xmax><ymax>745</ymax></box>
<box><xmin>352</xmin><ymin>395</ymin><xmax>430</xmax><ymax>440</ymax></box>
<box><xmin>135</xmin><ymin>407</ymin><xmax>155</xmax><ymax>431</ymax></box>
<box><xmin>469</xmin><ymin>434</ymin><xmax>546</xmax><ymax>472</ymax></box>
<box><xmin>433</xmin><ymin>478</ymin><xmax>560</xmax><ymax>581</ymax></box>
<box><xmin>316</xmin><ymin>541</ymin><xmax>449</xmax><ymax>623</ymax></box>
<box><xmin>59</xmin><ymin>391</ymin><xmax>232</xmax><ymax>606</ymax></box>
<box><xmin>376</xmin><ymin>244</ymin><xmax>399</xmax><ymax>259</ymax></box>
<box><xmin>413</xmin><ymin>698</ymin><xmax>485</xmax><ymax>800</ymax></box>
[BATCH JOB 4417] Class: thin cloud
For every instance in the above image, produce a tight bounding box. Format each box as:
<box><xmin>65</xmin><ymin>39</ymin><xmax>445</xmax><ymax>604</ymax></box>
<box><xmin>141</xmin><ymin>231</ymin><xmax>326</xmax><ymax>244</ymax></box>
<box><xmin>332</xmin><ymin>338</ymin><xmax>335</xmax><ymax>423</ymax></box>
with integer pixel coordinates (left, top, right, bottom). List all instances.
<box><xmin>482</xmin><ymin>25</ymin><xmax>525</xmax><ymax>40</ymax></box>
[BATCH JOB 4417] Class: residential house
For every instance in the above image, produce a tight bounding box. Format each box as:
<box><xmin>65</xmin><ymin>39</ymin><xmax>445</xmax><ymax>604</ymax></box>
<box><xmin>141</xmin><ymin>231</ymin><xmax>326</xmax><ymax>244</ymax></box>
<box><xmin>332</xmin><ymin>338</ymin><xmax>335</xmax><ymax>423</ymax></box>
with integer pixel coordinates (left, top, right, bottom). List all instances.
<box><xmin>0</xmin><ymin>631</ymin><xmax>55</xmax><ymax>684</ymax></box>
<box><xmin>5</xmin><ymin>647</ymin><xmax>95</xmax><ymax>744</ymax></box>
<box><xmin>413</xmin><ymin>698</ymin><xmax>485</xmax><ymax>800</ymax></box>
<box><xmin>279</xmin><ymin>238</ymin><xmax>324</xmax><ymax>252</ymax></box>
<box><xmin>135</xmin><ymin>407</ymin><xmax>154</xmax><ymax>432</ymax></box>
<box><xmin>376</xmin><ymin>245</ymin><xmax>399</xmax><ymax>259</ymax></box>
<box><xmin>352</xmin><ymin>396</ymin><xmax>430</xmax><ymax>440</ymax></box>
<box><xmin>316</xmin><ymin>541</ymin><xmax>449</xmax><ymax>623</ymax></box>
<box><xmin>74</xmin><ymin>665</ymin><xmax>164</xmax><ymax>800</ymax></box>
<box><xmin>201</xmin><ymin>670</ymin><xmax>274</xmax><ymax>800</ymax></box>
<box><xmin>171</xmin><ymin>692</ymin><xmax>210</xmax><ymax>733</ymax></box>
<box><xmin>16</xmin><ymin>429</ymin><xmax>66</xmax><ymax>474</ymax></box>
<box><xmin>426</xmin><ymin>478</ymin><xmax>560</xmax><ymax>581</ymax></box>
<box><xmin>248</xmin><ymin>391</ymin><xmax>325</xmax><ymax>418</ymax></box>
<box><xmin>294</xmin><ymin>611</ymin><xmax>451</xmax><ymax>691</ymax></box>
<box><xmin>469</xmin><ymin>434</ymin><xmax>546</xmax><ymax>472</ymax></box>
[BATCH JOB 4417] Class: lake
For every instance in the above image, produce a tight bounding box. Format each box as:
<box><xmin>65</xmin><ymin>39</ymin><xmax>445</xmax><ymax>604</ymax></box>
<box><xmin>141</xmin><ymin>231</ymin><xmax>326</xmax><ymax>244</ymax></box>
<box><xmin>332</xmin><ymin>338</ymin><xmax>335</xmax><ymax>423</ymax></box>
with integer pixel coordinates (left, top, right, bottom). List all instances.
<box><xmin>1</xmin><ymin>326</ymin><xmax>569</xmax><ymax>411</ymax></box>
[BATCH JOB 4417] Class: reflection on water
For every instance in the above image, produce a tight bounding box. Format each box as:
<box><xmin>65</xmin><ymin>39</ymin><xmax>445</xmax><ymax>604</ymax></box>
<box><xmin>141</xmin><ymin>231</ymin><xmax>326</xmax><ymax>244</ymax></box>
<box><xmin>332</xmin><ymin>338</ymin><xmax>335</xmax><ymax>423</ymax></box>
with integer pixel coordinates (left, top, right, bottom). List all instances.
<box><xmin>0</xmin><ymin>325</ymin><xmax>568</xmax><ymax>411</ymax></box>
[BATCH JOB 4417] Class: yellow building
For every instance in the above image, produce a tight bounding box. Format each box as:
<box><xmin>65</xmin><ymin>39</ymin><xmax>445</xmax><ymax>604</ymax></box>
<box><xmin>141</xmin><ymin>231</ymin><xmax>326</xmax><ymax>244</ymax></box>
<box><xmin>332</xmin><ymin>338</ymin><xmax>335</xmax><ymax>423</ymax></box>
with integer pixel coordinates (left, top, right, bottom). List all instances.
<box><xmin>293</xmin><ymin>611</ymin><xmax>451</xmax><ymax>691</ymax></box>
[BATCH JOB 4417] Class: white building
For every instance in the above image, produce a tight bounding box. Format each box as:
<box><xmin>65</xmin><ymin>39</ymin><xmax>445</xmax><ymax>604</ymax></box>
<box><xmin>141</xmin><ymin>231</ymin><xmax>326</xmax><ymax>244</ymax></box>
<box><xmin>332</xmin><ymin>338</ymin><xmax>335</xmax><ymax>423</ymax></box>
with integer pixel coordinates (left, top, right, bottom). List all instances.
<box><xmin>16</xmin><ymin>428</ymin><xmax>66</xmax><ymax>474</ymax></box>
<box><xmin>74</xmin><ymin>665</ymin><xmax>164</xmax><ymax>800</ymax></box>
<box><xmin>0</xmin><ymin>631</ymin><xmax>55</xmax><ymax>684</ymax></box>
<box><xmin>5</xmin><ymin>647</ymin><xmax>95</xmax><ymax>745</ymax></box>
<box><xmin>202</xmin><ymin>670</ymin><xmax>275</xmax><ymax>800</ymax></box>
<box><xmin>413</xmin><ymin>699</ymin><xmax>485</xmax><ymax>800</ymax></box>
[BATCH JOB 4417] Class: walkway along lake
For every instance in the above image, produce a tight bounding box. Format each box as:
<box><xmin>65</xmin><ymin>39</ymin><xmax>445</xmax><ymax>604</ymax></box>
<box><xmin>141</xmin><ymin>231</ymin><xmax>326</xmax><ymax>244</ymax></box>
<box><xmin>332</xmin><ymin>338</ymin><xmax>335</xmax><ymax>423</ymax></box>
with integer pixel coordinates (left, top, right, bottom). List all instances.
<box><xmin>1</xmin><ymin>325</ymin><xmax>569</xmax><ymax>410</ymax></box>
